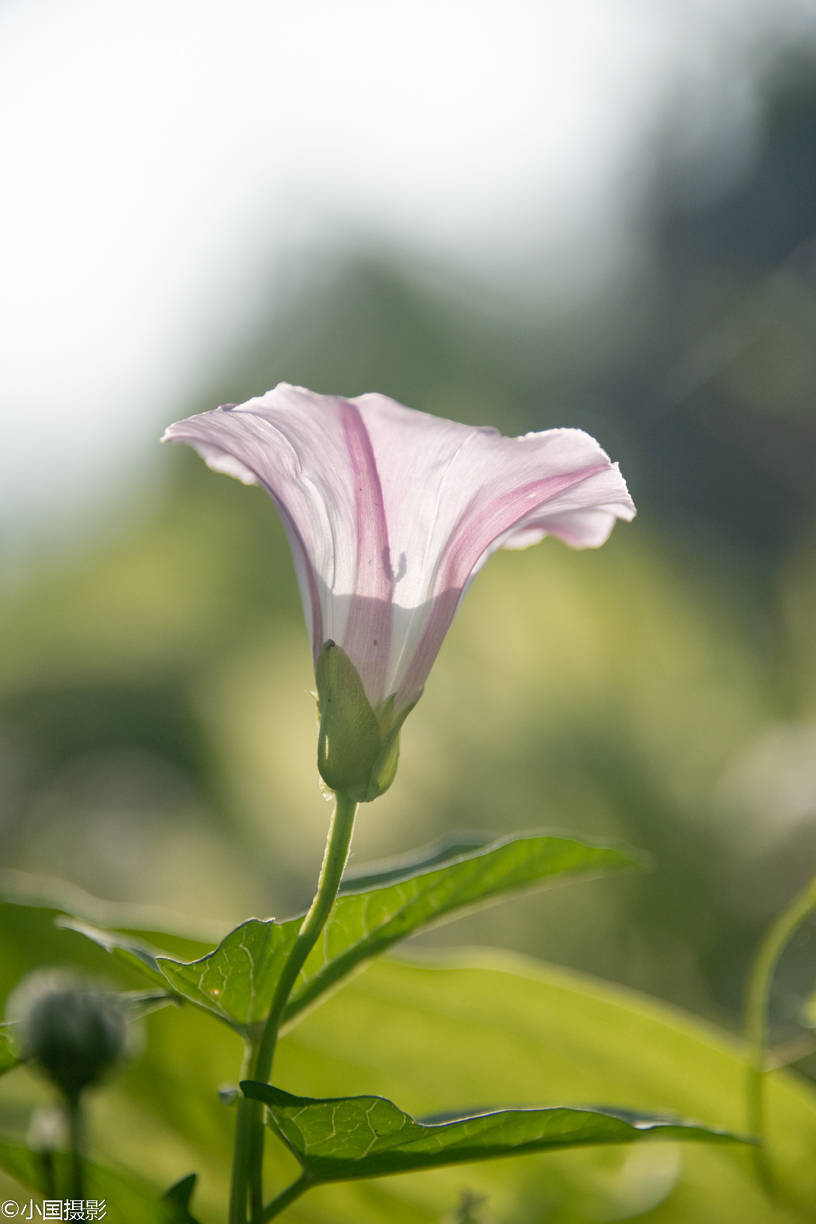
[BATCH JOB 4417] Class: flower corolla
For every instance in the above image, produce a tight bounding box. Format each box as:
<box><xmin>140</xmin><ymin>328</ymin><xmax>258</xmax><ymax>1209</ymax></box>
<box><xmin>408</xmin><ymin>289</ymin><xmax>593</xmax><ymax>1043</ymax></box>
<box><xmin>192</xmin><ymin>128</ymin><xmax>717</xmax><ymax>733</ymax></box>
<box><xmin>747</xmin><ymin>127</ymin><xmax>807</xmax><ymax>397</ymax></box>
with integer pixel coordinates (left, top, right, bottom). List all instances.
<box><xmin>163</xmin><ymin>384</ymin><xmax>635</xmax><ymax>799</ymax></box>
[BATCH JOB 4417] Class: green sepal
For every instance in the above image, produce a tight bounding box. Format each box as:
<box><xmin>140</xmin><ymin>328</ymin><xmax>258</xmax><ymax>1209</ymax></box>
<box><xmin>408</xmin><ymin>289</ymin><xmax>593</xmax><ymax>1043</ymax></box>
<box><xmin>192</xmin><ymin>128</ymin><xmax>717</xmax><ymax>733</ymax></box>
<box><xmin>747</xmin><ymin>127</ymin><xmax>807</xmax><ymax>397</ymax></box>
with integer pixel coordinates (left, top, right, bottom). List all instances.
<box><xmin>368</xmin><ymin>728</ymin><xmax>401</xmax><ymax>798</ymax></box>
<box><xmin>315</xmin><ymin>642</ymin><xmax>414</xmax><ymax>802</ymax></box>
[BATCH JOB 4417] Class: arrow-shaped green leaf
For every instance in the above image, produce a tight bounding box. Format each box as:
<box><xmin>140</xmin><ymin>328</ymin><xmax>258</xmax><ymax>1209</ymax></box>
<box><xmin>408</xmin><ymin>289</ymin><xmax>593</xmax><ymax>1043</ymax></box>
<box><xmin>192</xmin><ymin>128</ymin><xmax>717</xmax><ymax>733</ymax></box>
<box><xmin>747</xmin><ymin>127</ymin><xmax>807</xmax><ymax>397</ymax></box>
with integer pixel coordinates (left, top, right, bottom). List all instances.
<box><xmin>241</xmin><ymin>1083</ymin><xmax>745</xmax><ymax>1184</ymax></box>
<box><xmin>283</xmin><ymin>832</ymin><xmax>638</xmax><ymax>1026</ymax></box>
<box><xmin>337</xmin><ymin>834</ymin><xmax>490</xmax><ymax>892</ymax></box>
<box><xmin>157</xmin><ymin>919</ymin><xmax>298</xmax><ymax>1031</ymax></box>
<box><xmin>63</xmin><ymin>833</ymin><xmax>638</xmax><ymax>1036</ymax></box>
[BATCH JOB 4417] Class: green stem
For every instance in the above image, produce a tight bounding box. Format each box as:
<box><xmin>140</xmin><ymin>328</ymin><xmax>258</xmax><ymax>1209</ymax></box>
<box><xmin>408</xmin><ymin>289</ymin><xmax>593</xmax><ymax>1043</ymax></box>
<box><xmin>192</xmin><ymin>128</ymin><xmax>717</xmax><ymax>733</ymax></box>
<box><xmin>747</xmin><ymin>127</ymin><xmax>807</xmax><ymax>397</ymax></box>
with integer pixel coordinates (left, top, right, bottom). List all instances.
<box><xmin>228</xmin><ymin>1039</ymin><xmax>261</xmax><ymax>1224</ymax></box>
<box><xmin>40</xmin><ymin>1147</ymin><xmax>56</xmax><ymax>1202</ymax></box>
<box><xmin>231</xmin><ymin>791</ymin><xmax>357</xmax><ymax>1224</ymax></box>
<box><xmin>745</xmin><ymin>872</ymin><xmax>816</xmax><ymax>1191</ymax></box>
<box><xmin>262</xmin><ymin>1173</ymin><xmax>312</xmax><ymax>1221</ymax></box>
<box><xmin>65</xmin><ymin>1094</ymin><xmax>84</xmax><ymax>1200</ymax></box>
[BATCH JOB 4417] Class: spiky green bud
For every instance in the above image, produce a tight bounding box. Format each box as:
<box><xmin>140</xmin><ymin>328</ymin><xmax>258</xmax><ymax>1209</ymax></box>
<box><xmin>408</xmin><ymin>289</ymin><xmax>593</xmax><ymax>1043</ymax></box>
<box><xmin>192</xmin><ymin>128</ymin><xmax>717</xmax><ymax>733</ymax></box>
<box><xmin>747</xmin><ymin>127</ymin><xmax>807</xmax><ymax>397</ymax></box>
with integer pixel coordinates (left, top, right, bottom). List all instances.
<box><xmin>9</xmin><ymin>970</ymin><xmax>128</xmax><ymax>1101</ymax></box>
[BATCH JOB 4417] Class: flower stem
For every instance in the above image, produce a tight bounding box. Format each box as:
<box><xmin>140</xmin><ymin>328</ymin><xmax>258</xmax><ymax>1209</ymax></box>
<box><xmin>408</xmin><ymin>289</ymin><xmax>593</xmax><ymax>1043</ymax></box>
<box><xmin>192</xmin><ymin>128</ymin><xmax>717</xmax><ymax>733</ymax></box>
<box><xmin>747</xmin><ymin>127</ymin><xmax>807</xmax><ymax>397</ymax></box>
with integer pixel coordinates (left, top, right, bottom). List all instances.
<box><xmin>65</xmin><ymin>1094</ymin><xmax>84</xmax><ymax>1200</ymax></box>
<box><xmin>228</xmin><ymin>1039</ymin><xmax>261</xmax><ymax>1224</ymax></box>
<box><xmin>745</xmin><ymin>872</ymin><xmax>816</xmax><ymax>1192</ymax></box>
<box><xmin>230</xmin><ymin>791</ymin><xmax>357</xmax><ymax>1224</ymax></box>
<box><xmin>40</xmin><ymin>1148</ymin><xmax>56</xmax><ymax>1201</ymax></box>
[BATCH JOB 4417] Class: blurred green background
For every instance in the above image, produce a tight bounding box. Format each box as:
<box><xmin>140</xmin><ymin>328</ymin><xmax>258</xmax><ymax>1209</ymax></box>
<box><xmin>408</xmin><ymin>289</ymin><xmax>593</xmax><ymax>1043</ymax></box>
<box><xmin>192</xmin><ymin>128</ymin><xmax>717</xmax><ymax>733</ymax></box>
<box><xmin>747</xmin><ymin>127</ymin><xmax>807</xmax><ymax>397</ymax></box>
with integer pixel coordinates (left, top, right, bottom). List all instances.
<box><xmin>2</xmin><ymin>3</ymin><xmax>816</xmax><ymax>1219</ymax></box>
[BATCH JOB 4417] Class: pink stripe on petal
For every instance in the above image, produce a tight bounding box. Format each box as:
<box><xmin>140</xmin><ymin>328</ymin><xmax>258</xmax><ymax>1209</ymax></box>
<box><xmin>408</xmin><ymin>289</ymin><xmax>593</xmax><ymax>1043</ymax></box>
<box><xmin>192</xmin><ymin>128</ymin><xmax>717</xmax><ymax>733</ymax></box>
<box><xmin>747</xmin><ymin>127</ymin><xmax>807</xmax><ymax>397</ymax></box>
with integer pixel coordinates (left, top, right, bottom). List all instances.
<box><xmin>399</xmin><ymin>464</ymin><xmax>609</xmax><ymax>703</ymax></box>
<box><xmin>398</xmin><ymin>588</ymin><xmax>461</xmax><ymax>707</ymax></box>
<box><xmin>164</xmin><ymin>387</ymin><xmax>636</xmax><ymax>724</ymax></box>
<box><xmin>441</xmin><ymin>465</ymin><xmax>608</xmax><ymax>592</ymax></box>
<box><xmin>338</xmin><ymin>400</ymin><xmax>393</xmax><ymax>702</ymax></box>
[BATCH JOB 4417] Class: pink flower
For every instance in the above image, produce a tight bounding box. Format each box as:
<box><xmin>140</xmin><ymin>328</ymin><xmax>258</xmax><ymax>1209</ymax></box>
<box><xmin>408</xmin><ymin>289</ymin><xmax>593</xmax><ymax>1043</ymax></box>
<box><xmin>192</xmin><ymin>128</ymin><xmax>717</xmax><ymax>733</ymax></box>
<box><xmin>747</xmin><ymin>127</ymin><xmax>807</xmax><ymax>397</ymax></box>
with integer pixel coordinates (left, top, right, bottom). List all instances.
<box><xmin>163</xmin><ymin>384</ymin><xmax>635</xmax><ymax>798</ymax></box>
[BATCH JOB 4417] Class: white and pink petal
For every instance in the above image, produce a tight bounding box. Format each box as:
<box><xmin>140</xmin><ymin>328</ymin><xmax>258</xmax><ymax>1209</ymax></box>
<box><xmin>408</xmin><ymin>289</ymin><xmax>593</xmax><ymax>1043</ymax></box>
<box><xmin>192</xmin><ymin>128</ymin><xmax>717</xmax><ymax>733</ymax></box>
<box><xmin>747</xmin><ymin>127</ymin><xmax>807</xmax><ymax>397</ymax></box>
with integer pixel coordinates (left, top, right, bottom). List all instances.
<box><xmin>162</xmin><ymin>384</ymin><xmax>635</xmax><ymax>717</ymax></box>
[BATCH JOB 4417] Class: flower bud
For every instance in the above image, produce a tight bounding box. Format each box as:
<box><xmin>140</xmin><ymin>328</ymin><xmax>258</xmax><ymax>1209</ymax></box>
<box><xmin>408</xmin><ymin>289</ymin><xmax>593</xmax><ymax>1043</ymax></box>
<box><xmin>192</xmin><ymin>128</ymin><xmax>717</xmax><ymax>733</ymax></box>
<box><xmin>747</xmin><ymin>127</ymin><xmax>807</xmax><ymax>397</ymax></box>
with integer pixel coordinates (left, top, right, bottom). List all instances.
<box><xmin>8</xmin><ymin>970</ymin><xmax>128</xmax><ymax>1100</ymax></box>
<box><xmin>315</xmin><ymin>641</ymin><xmax>409</xmax><ymax>803</ymax></box>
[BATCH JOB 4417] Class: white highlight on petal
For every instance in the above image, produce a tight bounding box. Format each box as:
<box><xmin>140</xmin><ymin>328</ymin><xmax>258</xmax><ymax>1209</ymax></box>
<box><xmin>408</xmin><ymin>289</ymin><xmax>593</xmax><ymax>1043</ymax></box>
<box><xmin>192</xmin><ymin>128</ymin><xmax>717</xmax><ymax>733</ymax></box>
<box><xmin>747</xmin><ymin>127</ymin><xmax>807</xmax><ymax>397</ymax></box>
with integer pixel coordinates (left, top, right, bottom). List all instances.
<box><xmin>175</xmin><ymin>437</ymin><xmax>259</xmax><ymax>486</ymax></box>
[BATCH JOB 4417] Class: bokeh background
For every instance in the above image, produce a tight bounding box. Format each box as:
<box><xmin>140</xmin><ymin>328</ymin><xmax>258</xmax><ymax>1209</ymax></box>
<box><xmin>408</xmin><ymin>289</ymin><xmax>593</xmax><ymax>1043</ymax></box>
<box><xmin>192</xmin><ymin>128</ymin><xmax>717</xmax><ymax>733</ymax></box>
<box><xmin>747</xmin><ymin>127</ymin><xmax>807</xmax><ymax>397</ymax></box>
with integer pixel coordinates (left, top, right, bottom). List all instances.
<box><xmin>2</xmin><ymin>0</ymin><xmax>816</xmax><ymax>1217</ymax></box>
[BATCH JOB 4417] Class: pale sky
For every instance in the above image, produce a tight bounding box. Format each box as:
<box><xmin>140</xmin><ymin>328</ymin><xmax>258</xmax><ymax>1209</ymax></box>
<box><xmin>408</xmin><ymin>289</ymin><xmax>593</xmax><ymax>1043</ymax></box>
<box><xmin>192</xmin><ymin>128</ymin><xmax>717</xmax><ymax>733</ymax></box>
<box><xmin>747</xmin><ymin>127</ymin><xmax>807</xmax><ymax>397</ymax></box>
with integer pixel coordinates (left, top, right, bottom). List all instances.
<box><xmin>1</xmin><ymin>0</ymin><xmax>814</xmax><ymax>550</ymax></box>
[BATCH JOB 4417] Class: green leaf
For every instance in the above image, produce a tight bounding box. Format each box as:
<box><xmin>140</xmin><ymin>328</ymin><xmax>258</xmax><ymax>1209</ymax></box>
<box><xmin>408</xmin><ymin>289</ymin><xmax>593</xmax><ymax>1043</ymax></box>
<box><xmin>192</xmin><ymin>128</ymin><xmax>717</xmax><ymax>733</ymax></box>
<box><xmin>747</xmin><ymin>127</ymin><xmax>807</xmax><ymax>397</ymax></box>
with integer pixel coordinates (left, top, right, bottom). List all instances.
<box><xmin>162</xmin><ymin>1172</ymin><xmax>202</xmax><ymax>1223</ymax></box>
<box><xmin>0</xmin><ymin>1025</ymin><xmax>19</xmax><ymax>1076</ymax></box>
<box><xmin>57</xmin><ymin>917</ymin><xmax>169</xmax><ymax>984</ymax></box>
<box><xmin>120</xmin><ymin>990</ymin><xmax>180</xmax><ymax>1020</ymax></box>
<box><xmin>58</xmin><ymin>834</ymin><xmax>638</xmax><ymax>1037</ymax></box>
<box><xmin>157</xmin><ymin>919</ymin><xmax>298</xmax><ymax>1033</ymax></box>
<box><xmin>5</xmin><ymin>874</ymin><xmax>816</xmax><ymax>1224</ymax></box>
<box><xmin>155</xmin><ymin>833</ymin><xmax>638</xmax><ymax>1033</ymax></box>
<box><xmin>242</xmin><ymin>1082</ymin><xmax>742</xmax><ymax>1184</ymax></box>
<box><xmin>282</xmin><ymin>832</ymin><xmax>639</xmax><ymax>1026</ymax></box>
<box><xmin>0</xmin><ymin>869</ymin><xmax>222</xmax><ymax>955</ymax></box>
<box><xmin>56</xmin><ymin>915</ymin><xmax>296</xmax><ymax>1036</ymax></box>
<box><xmin>337</xmin><ymin>835</ymin><xmax>490</xmax><ymax>892</ymax></box>
<box><xmin>270</xmin><ymin>953</ymin><xmax>816</xmax><ymax>1222</ymax></box>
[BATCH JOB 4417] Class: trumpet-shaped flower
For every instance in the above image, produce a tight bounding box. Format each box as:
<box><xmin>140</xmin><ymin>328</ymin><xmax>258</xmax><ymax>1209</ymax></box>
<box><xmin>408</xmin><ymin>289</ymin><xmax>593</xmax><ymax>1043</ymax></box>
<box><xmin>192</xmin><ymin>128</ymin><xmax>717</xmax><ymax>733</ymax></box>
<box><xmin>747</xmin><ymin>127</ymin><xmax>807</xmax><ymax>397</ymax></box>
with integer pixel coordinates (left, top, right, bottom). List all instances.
<box><xmin>163</xmin><ymin>384</ymin><xmax>635</xmax><ymax>800</ymax></box>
